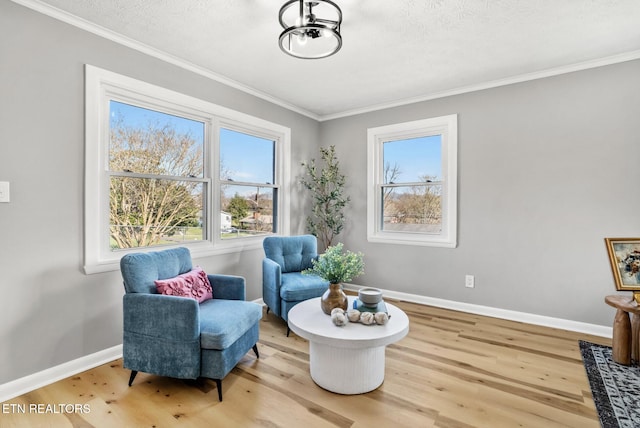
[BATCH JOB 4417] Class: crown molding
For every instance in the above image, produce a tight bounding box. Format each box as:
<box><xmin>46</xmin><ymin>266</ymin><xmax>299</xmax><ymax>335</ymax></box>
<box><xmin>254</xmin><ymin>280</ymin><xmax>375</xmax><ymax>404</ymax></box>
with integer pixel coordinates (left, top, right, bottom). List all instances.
<box><xmin>319</xmin><ymin>49</ymin><xmax>640</xmax><ymax>121</ymax></box>
<box><xmin>10</xmin><ymin>0</ymin><xmax>321</xmax><ymax>121</ymax></box>
<box><xmin>11</xmin><ymin>0</ymin><xmax>640</xmax><ymax>123</ymax></box>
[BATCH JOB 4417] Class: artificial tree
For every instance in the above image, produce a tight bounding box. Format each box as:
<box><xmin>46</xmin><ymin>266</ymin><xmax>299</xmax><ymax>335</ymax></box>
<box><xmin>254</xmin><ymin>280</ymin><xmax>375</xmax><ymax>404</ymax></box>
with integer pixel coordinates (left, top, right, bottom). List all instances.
<box><xmin>300</xmin><ymin>145</ymin><xmax>350</xmax><ymax>251</ymax></box>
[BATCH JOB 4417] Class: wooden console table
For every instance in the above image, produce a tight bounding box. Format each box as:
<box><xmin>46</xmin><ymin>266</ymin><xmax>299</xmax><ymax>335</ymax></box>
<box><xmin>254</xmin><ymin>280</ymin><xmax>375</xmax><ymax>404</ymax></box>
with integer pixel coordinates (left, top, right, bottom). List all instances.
<box><xmin>605</xmin><ymin>295</ymin><xmax>640</xmax><ymax>365</ymax></box>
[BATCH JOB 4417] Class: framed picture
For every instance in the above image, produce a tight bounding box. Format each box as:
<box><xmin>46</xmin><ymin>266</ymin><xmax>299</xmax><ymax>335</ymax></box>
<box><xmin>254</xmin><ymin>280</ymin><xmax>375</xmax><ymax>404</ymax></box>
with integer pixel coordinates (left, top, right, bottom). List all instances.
<box><xmin>604</xmin><ymin>238</ymin><xmax>640</xmax><ymax>291</ymax></box>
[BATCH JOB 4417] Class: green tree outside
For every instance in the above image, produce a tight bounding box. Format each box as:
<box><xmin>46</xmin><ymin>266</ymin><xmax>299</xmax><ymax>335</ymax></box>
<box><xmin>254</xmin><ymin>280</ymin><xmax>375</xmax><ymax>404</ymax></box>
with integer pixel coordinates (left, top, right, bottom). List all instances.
<box><xmin>109</xmin><ymin>117</ymin><xmax>203</xmax><ymax>249</ymax></box>
<box><xmin>226</xmin><ymin>193</ymin><xmax>249</xmax><ymax>228</ymax></box>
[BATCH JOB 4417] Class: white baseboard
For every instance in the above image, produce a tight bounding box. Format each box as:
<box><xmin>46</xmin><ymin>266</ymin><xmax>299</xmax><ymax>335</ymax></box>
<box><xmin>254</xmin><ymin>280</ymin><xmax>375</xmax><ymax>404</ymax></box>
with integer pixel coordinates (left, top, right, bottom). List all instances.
<box><xmin>0</xmin><ymin>345</ymin><xmax>123</xmax><ymax>403</ymax></box>
<box><xmin>0</xmin><ymin>299</ymin><xmax>263</xmax><ymax>403</ymax></box>
<box><xmin>0</xmin><ymin>291</ymin><xmax>612</xmax><ymax>404</ymax></box>
<box><xmin>343</xmin><ymin>284</ymin><xmax>613</xmax><ymax>339</ymax></box>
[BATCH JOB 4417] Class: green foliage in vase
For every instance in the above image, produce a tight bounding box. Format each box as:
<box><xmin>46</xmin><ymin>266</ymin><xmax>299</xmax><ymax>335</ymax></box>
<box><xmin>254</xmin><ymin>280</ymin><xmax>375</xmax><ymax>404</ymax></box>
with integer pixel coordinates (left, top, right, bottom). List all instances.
<box><xmin>303</xmin><ymin>243</ymin><xmax>364</xmax><ymax>284</ymax></box>
<box><xmin>300</xmin><ymin>145</ymin><xmax>350</xmax><ymax>251</ymax></box>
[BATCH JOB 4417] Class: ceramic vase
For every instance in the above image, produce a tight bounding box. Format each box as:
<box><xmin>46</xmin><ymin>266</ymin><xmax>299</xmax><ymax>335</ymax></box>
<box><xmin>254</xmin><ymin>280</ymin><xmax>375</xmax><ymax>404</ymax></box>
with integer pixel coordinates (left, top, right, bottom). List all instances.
<box><xmin>321</xmin><ymin>283</ymin><xmax>348</xmax><ymax>315</ymax></box>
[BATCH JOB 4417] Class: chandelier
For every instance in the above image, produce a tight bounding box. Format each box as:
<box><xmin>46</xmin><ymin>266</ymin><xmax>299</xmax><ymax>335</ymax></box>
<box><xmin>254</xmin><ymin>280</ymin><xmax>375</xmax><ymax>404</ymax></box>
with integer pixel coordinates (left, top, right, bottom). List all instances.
<box><xmin>278</xmin><ymin>0</ymin><xmax>343</xmax><ymax>59</ymax></box>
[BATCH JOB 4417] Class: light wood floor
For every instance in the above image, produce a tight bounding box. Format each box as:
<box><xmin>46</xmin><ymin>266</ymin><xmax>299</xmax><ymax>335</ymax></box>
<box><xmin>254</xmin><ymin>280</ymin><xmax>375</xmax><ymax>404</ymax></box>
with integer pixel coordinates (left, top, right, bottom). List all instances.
<box><xmin>1</xmin><ymin>298</ymin><xmax>609</xmax><ymax>427</ymax></box>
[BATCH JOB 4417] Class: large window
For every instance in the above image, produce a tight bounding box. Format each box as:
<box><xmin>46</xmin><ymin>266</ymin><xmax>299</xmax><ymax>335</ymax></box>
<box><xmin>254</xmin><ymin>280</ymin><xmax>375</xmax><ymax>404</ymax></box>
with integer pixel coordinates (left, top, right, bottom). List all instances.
<box><xmin>85</xmin><ymin>65</ymin><xmax>290</xmax><ymax>273</ymax></box>
<box><xmin>109</xmin><ymin>101</ymin><xmax>207</xmax><ymax>249</ymax></box>
<box><xmin>367</xmin><ymin>115</ymin><xmax>457</xmax><ymax>247</ymax></box>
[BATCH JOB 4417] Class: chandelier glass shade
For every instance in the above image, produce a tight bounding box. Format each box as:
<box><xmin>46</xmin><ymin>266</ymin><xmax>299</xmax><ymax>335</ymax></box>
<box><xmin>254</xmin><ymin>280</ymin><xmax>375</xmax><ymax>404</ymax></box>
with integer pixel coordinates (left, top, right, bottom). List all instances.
<box><xmin>278</xmin><ymin>0</ymin><xmax>342</xmax><ymax>59</ymax></box>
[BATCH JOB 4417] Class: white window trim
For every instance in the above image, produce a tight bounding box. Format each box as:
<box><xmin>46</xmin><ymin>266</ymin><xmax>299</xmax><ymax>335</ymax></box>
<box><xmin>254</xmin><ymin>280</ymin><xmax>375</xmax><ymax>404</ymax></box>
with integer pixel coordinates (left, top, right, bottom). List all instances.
<box><xmin>84</xmin><ymin>65</ymin><xmax>290</xmax><ymax>274</ymax></box>
<box><xmin>367</xmin><ymin>114</ymin><xmax>457</xmax><ymax>248</ymax></box>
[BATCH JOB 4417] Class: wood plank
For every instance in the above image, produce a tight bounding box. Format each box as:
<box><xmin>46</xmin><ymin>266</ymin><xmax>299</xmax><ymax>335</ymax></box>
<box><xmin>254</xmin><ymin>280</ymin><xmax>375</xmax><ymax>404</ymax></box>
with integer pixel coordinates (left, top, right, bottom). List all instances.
<box><xmin>0</xmin><ymin>301</ymin><xmax>604</xmax><ymax>427</ymax></box>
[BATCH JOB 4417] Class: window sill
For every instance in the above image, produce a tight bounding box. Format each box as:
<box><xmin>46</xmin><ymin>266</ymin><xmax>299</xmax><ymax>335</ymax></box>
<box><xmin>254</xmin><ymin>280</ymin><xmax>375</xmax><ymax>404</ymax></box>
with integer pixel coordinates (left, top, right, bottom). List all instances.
<box><xmin>83</xmin><ymin>238</ymin><xmax>265</xmax><ymax>275</ymax></box>
<box><xmin>367</xmin><ymin>233</ymin><xmax>457</xmax><ymax>248</ymax></box>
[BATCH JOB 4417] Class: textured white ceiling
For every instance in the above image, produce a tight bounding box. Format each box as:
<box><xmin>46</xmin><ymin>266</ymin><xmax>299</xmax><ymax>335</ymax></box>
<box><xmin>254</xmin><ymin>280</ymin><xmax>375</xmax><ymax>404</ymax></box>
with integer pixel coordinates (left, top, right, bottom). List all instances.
<box><xmin>18</xmin><ymin>0</ymin><xmax>640</xmax><ymax>119</ymax></box>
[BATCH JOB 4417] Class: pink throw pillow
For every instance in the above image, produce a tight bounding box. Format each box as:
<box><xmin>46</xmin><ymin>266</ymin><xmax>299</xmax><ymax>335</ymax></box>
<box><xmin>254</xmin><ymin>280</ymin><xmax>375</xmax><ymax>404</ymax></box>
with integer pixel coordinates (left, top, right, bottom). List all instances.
<box><xmin>154</xmin><ymin>267</ymin><xmax>213</xmax><ymax>303</ymax></box>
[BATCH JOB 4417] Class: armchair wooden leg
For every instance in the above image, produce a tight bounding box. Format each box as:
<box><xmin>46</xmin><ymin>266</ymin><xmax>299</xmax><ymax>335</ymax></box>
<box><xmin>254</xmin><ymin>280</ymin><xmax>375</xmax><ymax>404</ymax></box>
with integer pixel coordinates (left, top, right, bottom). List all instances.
<box><xmin>266</xmin><ymin>306</ymin><xmax>270</xmax><ymax>314</ymax></box>
<box><xmin>286</xmin><ymin>326</ymin><xmax>290</xmax><ymax>337</ymax></box>
<box><xmin>215</xmin><ymin>379</ymin><xmax>223</xmax><ymax>402</ymax></box>
<box><xmin>128</xmin><ymin>370</ymin><xmax>138</xmax><ymax>387</ymax></box>
<box><xmin>252</xmin><ymin>344</ymin><xmax>260</xmax><ymax>359</ymax></box>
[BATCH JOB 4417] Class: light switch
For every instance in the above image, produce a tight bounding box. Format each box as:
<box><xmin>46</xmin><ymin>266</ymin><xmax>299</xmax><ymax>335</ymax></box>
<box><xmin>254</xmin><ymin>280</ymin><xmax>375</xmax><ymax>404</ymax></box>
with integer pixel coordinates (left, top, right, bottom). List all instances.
<box><xmin>0</xmin><ymin>181</ymin><xmax>10</xmax><ymax>203</ymax></box>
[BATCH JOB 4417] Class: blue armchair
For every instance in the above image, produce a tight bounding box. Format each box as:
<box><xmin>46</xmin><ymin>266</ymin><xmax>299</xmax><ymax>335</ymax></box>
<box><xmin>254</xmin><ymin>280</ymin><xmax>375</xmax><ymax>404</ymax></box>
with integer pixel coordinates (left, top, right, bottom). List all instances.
<box><xmin>120</xmin><ymin>247</ymin><xmax>262</xmax><ymax>401</ymax></box>
<box><xmin>262</xmin><ymin>235</ymin><xmax>329</xmax><ymax>334</ymax></box>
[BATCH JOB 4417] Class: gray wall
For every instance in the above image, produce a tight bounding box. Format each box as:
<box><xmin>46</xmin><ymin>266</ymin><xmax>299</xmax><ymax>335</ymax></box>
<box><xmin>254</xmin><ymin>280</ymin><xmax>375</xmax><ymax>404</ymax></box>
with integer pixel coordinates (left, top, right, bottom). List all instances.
<box><xmin>2</xmin><ymin>0</ymin><xmax>639</xmax><ymax>387</ymax></box>
<box><xmin>320</xmin><ymin>59</ymin><xmax>640</xmax><ymax>327</ymax></box>
<box><xmin>0</xmin><ymin>1</ymin><xmax>318</xmax><ymax>385</ymax></box>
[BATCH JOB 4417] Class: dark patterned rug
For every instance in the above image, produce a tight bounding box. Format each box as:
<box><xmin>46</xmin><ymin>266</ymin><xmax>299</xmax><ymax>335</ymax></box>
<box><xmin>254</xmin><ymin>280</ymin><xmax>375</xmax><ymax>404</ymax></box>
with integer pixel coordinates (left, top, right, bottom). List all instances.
<box><xmin>579</xmin><ymin>340</ymin><xmax>640</xmax><ymax>428</ymax></box>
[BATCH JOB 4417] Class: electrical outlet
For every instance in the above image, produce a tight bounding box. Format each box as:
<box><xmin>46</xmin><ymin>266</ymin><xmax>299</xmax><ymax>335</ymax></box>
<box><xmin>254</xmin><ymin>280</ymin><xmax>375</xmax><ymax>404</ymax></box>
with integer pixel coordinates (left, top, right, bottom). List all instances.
<box><xmin>465</xmin><ymin>275</ymin><xmax>475</xmax><ymax>288</ymax></box>
<box><xmin>0</xmin><ymin>181</ymin><xmax>9</xmax><ymax>203</ymax></box>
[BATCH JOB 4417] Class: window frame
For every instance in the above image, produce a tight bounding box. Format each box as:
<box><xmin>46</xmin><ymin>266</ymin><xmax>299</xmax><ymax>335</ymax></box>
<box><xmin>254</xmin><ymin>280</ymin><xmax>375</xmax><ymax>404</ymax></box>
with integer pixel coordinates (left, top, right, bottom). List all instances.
<box><xmin>215</xmin><ymin>119</ymin><xmax>282</xmax><ymax>238</ymax></box>
<box><xmin>107</xmin><ymin>99</ymin><xmax>211</xmax><ymax>251</ymax></box>
<box><xmin>367</xmin><ymin>115</ymin><xmax>458</xmax><ymax>248</ymax></box>
<box><xmin>84</xmin><ymin>65</ymin><xmax>290</xmax><ymax>274</ymax></box>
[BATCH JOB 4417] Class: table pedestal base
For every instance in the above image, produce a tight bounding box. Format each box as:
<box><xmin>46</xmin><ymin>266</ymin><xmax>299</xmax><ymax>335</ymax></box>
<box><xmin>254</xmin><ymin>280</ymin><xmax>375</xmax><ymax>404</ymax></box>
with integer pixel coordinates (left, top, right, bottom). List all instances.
<box><xmin>605</xmin><ymin>295</ymin><xmax>640</xmax><ymax>366</ymax></box>
<box><xmin>612</xmin><ymin>308</ymin><xmax>632</xmax><ymax>365</ymax></box>
<box><xmin>309</xmin><ymin>342</ymin><xmax>385</xmax><ymax>394</ymax></box>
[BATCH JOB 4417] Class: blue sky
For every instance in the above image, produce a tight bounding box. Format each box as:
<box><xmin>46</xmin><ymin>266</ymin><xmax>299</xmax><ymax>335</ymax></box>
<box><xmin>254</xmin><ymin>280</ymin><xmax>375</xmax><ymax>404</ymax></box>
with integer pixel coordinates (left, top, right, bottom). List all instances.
<box><xmin>110</xmin><ymin>101</ymin><xmax>205</xmax><ymax>144</ymax></box>
<box><xmin>110</xmin><ymin>101</ymin><xmax>441</xmax><ymax>188</ymax></box>
<box><xmin>110</xmin><ymin>101</ymin><xmax>274</xmax><ymax>187</ymax></box>
<box><xmin>220</xmin><ymin>128</ymin><xmax>274</xmax><ymax>185</ymax></box>
<box><xmin>383</xmin><ymin>135</ymin><xmax>442</xmax><ymax>182</ymax></box>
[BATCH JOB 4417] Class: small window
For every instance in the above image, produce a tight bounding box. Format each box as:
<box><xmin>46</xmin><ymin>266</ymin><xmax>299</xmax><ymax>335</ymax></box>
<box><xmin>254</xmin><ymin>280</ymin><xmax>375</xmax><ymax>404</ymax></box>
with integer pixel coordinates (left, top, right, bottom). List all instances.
<box><xmin>219</xmin><ymin>127</ymin><xmax>277</xmax><ymax>239</ymax></box>
<box><xmin>367</xmin><ymin>115</ymin><xmax>457</xmax><ymax>247</ymax></box>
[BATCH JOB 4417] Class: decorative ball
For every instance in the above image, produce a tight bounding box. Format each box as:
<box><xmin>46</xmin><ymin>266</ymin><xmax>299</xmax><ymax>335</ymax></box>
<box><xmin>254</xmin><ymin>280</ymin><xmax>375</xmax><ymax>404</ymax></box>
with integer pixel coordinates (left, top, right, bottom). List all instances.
<box><xmin>346</xmin><ymin>309</ymin><xmax>361</xmax><ymax>322</ymax></box>
<box><xmin>360</xmin><ymin>312</ymin><xmax>375</xmax><ymax>325</ymax></box>
<box><xmin>331</xmin><ymin>307</ymin><xmax>345</xmax><ymax>317</ymax></box>
<box><xmin>374</xmin><ymin>312</ymin><xmax>389</xmax><ymax>325</ymax></box>
<box><xmin>331</xmin><ymin>311</ymin><xmax>347</xmax><ymax>326</ymax></box>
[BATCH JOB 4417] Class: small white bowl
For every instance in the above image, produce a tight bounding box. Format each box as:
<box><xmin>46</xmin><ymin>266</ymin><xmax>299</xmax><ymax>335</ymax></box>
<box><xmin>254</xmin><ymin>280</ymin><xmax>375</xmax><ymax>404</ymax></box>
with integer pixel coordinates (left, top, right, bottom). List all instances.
<box><xmin>358</xmin><ymin>288</ymin><xmax>382</xmax><ymax>307</ymax></box>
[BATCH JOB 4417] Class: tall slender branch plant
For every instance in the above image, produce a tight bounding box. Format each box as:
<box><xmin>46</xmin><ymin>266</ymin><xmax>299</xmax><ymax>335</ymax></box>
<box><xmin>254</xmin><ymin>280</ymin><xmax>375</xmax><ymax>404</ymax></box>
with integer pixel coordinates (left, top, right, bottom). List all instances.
<box><xmin>300</xmin><ymin>145</ymin><xmax>350</xmax><ymax>250</ymax></box>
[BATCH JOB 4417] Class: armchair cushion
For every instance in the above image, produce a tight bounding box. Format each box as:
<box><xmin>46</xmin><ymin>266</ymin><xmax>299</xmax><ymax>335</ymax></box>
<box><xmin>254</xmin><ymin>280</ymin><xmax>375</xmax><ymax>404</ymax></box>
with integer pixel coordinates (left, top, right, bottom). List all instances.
<box><xmin>155</xmin><ymin>267</ymin><xmax>213</xmax><ymax>303</ymax></box>
<box><xmin>199</xmin><ymin>299</ymin><xmax>263</xmax><ymax>350</ymax></box>
<box><xmin>280</xmin><ymin>273</ymin><xmax>328</xmax><ymax>301</ymax></box>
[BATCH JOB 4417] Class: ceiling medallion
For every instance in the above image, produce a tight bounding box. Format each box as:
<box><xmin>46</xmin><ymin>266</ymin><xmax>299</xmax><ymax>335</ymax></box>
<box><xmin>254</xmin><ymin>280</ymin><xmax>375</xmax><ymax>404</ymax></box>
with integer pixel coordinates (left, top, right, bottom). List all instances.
<box><xmin>278</xmin><ymin>0</ymin><xmax>342</xmax><ymax>59</ymax></box>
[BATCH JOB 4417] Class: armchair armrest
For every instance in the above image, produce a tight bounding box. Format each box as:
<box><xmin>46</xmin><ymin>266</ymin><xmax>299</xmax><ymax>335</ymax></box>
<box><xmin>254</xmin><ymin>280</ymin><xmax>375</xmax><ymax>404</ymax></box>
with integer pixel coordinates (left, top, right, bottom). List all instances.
<box><xmin>262</xmin><ymin>258</ymin><xmax>281</xmax><ymax>290</ymax></box>
<box><xmin>123</xmin><ymin>293</ymin><xmax>200</xmax><ymax>341</ymax></box>
<box><xmin>208</xmin><ymin>274</ymin><xmax>246</xmax><ymax>301</ymax></box>
<box><xmin>262</xmin><ymin>258</ymin><xmax>282</xmax><ymax>315</ymax></box>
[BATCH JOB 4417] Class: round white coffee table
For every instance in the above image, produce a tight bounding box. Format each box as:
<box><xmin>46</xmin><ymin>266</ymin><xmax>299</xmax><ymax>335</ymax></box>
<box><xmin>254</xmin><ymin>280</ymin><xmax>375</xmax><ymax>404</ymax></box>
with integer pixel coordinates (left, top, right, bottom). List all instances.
<box><xmin>287</xmin><ymin>296</ymin><xmax>409</xmax><ymax>394</ymax></box>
